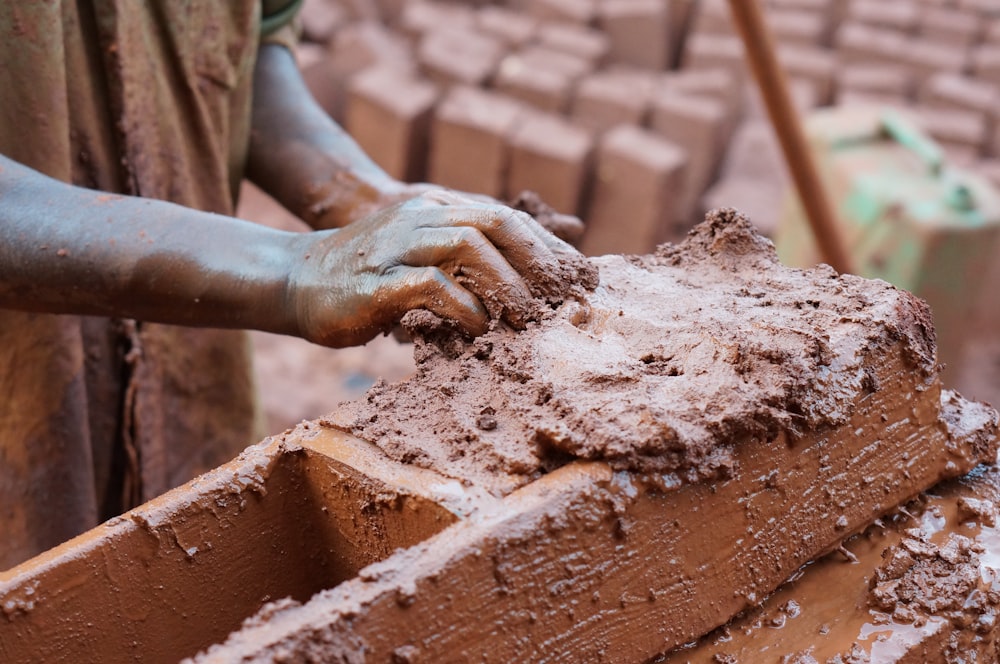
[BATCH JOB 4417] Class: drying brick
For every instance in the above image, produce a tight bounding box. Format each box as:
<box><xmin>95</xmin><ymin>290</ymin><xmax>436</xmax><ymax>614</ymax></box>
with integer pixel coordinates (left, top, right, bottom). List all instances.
<box><xmin>373</xmin><ymin>0</ymin><xmax>406</xmax><ymax>26</ymax></box>
<box><xmin>580</xmin><ymin>124</ymin><xmax>687</xmax><ymax>255</ymax></box>
<box><xmin>399</xmin><ymin>1</ymin><xmax>475</xmax><ymax>40</ymax></box>
<box><xmin>520</xmin><ymin>0</ymin><xmax>597</xmax><ymax>25</ymax></box>
<box><xmin>494</xmin><ymin>58</ymin><xmax>575</xmax><ymax>113</ymax></box>
<box><xmin>346</xmin><ymin>68</ymin><xmax>439</xmax><ymax>182</ymax></box>
<box><xmin>667</xmin><ymin>0</ymin><xmax>698</xmax><ymax>67</ymax></box>
<box><xmin>917</xmin><ymin>107</ymin><xmax>989</xmax><ymax>157</ymax></box>
<box><xmin>767</xmin><ymin>9</ymin><xmax>828</xmax><ymax>47</ymax></box>
<box><xmin>298</xmin><ymin>22</ymin><xmax>414</xmax><ymax>123</ymax></box>
<box><xmin>571</xmin><ymin>69</ymin><xmax>657</xmax><ymax>134</ymax></box>
<box><xmin>971</xmin><ymin>44</ymin><xmax>1000</xmax><ymax>87</ymax></box>
<box><xmin>835</xmin><ymin>22</ymin><xmax>909</xmax><ymax>67</ymax></box>
<box><xmin>476</xmin><ymin>6</ymin><xmax>539</xmax><ymax>47</ymax></box>
<box><xmin>649</xmin><ymin>92</ymin><xmax>729</xmax><ymax>223</ymax></box>
<box><xmin>836</xmin><ymin>63</ymin><xmax>915</xmax><ymax>101</ymax></box>
<box><xmin>688</xmin><ymin>0</ymin><xmax>733</xmax><ymax>36</ymax></box>
<box><xmin>660</xmin><ymin>68</ymin><xmax>743</xmax><ymax>130</ymax></box>
<box><xmin>428</xmin><ymin>87</ymin><xmax>527</xmax><ymax>198</ymax></box>
<box><xmin>683</xmin><ymin>33</ymin><xmax>747</xmax><ymax>84</ymax></box>
<box><xmin>777</xmin><ymin>44</ymin><xmax>837</xmax><ymax>105</ymax></box>
<box><xmin>506</xmin><ymin>112</ymin><xmax>593</xmax><ymax>215</ymax></box>
<box><xmin>536</xmin><ymin>22</ymin><xmax>610</xmax><ymax>67</ymax></box>
<box><xmin>494</xmin><ymin>46</ymin><xmax>592</xmax><ymax>113</ymax></box>
<box><xmin>897</xmin><ymin>36</ymin><xmax>970</xmax><ymax>89</ymax></box>
<box><xmin>299</xmin><ymin>0</ymin><xmax>348</xmax><ymax>44</ymax></box>
<box><xmin>510</xmin><ymin>45</ymin><xmax>593</xmax><ymax>81</ymax></box>
<box><xmin>597</xmin><ymin>0</ymin><xmax>673</xmax><ymax>70</ymax></box>
<box><xmin>917</xmin><ymin>6</ymin><xmax>983</xmax><ymax>49</ymax></box>
<box><xmin>846</xmin><ymin>0</ymin><xmax>919</xmax><ymax>32</ymax></box>
<box><xmin>919</xmin><ymin>73</ymin><xmax>998</xmax><ymax>124</ymax></box>
<box><xmin>417</xmin><ymin>28</ymin><xmax>505</xmax><ymax>88</ymax></box>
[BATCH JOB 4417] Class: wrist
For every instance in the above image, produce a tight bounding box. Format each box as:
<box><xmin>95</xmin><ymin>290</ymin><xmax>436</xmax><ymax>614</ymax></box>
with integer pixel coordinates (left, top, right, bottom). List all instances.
<box><xmin>271</xmin><ymin>230</ymin><xmax>323</xmax><ymax>339</ymax></box>
<box><xmin>306</xmin><ymin>171</ymin><xmax>405</xmax><ymax>230</ymax></box>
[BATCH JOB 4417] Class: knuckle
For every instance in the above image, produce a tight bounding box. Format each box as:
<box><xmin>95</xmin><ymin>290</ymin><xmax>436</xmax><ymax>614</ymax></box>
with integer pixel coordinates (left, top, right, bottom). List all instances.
<box><xmin>409</xmin><ymin>266</ymin><xmax>449</xmax><ymax>292</ymax></box>
<box><xmin>497</xmin><ymin>206</ymin><xmax>533</xmax><ymax>227</ymax></box>
<box><xmin>449</xmin><ymin>225</ymin><xmax>487</xmax><ymax>249</ymax></box>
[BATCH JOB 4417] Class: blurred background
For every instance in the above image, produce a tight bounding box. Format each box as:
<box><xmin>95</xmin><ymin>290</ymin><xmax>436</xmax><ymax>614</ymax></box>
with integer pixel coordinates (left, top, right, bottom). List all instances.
<box><xmin>238</xmin><ymin>0</ymin><xmax>1000</xmax><ymax>434</ymax></box>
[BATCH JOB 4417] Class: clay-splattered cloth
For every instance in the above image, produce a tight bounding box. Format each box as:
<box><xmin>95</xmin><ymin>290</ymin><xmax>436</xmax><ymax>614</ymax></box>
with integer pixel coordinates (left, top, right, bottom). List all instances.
<box><xmin>0</xmin><ymin>1</ymin><xmax>296</xmax><ymax>570</ymax></box>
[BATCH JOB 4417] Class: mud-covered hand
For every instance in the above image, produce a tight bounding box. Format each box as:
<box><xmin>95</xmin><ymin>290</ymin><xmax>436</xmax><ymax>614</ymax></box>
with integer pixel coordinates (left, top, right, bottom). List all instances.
<box><xmin>372</xmin><ymin>184</ymin><xmax>586</xmax><ymax>245</ymax></box>
<box><xmin>246</xmin><ymin>45</ymin><xmax>586</xmax><ymax>245</ymax></box>
<box><xmin>290</xmin><ymin>190</ymin><xmax>576</xmax><ymax>347</ymax></box>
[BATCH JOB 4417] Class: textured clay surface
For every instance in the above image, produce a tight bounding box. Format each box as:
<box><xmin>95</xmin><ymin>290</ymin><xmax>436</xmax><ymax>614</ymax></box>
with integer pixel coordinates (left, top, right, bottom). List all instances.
<box><xmin>326</xmin><ymin>209</ymin><xmax>938</xmax><ymax>494</ymax></box>
<box><xmin>659</xmin><ymin>460</ymin><xmax>1000</xmax><ymax>664</ymax></box>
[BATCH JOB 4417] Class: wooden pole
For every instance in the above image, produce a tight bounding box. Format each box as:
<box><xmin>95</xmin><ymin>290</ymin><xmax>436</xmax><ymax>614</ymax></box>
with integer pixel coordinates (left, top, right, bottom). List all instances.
<box><xmin>727</xmin><ymin>0</ymin><xmax>853</xmax><ymax>274</ymax></box>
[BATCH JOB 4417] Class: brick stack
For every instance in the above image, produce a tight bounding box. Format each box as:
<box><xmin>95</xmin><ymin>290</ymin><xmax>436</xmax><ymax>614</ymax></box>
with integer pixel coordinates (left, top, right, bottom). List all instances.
<box><xmin>293</xmin><ymin>0</ymin><xmax>1000</xmax><ymax>252</ymax></box>
<box><xmin>295</xmin><ymin>0</ymin><xmax>743</xmax><ymax>256</ymax></box>
<box><xmin>689</xmin><ymin>0</ymin><xmax>1000</xmax><ymax>234</ymax></box>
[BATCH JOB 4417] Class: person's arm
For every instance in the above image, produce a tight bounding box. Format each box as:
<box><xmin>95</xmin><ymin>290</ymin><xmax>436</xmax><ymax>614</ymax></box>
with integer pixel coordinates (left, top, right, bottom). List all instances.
<box><xmin>246</xmin><ymin>44</ymin><xmax>405</xmax><ymax>230</ymax></box>
<box><xmin>246</xmin><ymin>43</ymin><xmax>587</xmax><ymax>243</ymax></box>
<box><xmin>0</xmin><ymin>154</ymin><xmax>302</xmax><ymax>334</ymax></box>
<box><xmin>0</xmin><ymin>155</ymin><xmax>565</xmax><ymax>347</ymax></box>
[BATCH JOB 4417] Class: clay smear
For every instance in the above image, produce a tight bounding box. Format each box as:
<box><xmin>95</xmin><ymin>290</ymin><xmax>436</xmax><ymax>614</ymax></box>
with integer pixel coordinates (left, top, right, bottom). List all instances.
<box><xmin>658</xmin><ymin>461</ymin><xmax>1000</xmax><ymax>663</ymax></box>
<box><xmin>326</xmin><ymin>209</ymin><xmax>937</xmax><ymax>492</ymax></box>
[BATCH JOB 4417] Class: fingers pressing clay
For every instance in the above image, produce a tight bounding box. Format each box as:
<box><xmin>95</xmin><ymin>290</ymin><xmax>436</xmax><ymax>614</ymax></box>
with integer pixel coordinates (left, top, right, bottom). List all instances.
<box><xmin>410</xmin><ymin>193</ymin><xmax>600</xmax><ymax>311</ymax></box>
<box><xmin>448</xmin><ymin>208</ymin><xmax>559</xmax><ymax>276</ymax></box>
<box><xmin>399</xmin><ymin>226</ymin><xmax>535</xmax><ymax>329</ymax></box>
<box><xmin>506</xmin><ymin>189</ymin><xmax>586</xmax><ymax>246</ymax></box>
<box><xmin>445</xmin><ymin>203</ymin><xmax>600</xmax><ymax>304</ymax></box>
<box><xmin>288</xmin><ymin>191</ymin><xmax>599</xmax><ymax>349</ymax></box>
<box><xmin>389</xmin><ymin>266</ymin><xmax>489</xmax><ymax>338</ymax></box>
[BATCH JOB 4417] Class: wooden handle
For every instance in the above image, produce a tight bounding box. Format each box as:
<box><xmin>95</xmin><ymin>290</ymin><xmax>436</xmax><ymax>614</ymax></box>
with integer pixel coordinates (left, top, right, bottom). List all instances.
<box><xmin>727</xmin><ymin>0</ymin><xmax>853</xmax><ymax>274</ymax></box>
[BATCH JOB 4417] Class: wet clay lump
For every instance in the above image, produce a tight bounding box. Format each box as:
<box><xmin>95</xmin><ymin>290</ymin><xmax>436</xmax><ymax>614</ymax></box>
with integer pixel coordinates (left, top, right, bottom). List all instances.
<box><xmin>329</xmin><ymin>208</ymin><xmax>943</xmax><ymax>495</ymax></box>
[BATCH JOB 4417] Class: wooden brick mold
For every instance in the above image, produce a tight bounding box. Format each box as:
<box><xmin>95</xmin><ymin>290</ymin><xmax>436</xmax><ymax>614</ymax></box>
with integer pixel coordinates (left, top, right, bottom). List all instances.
<box><xmin>190</xmin><ymin>390</ymin><xmax>996</xmax><ymax>663</ymax></box>
<box><xmin>658</xmin><ymin>462</ymin><xmax>1000</xmax><ymax>661</ymax></box>
<box><xmin>2</xmin><ymin>215</ymin><xmax>998</xmax><ymax>663</ymax></box>
<box><xmin>0</xmin><ymin>430</ymin><xmax>468</xmax><ymax>663</ymax></box>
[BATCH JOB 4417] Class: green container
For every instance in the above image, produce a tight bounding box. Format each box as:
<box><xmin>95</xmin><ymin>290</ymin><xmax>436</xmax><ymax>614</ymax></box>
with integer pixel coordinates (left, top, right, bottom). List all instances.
<box><xmin>776</xmin><ymin>106</ymin><xmax>1000</xmax><ymax>375</ymax></box>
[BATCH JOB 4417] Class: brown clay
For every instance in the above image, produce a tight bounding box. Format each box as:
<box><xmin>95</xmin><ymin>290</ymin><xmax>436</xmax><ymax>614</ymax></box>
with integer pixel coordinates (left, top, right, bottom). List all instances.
<box><xmin>329</xmin><ymin>210</ymin><xmax>949</xmax><ymax>492</ymax></box>
<box><xmin>193</xmin><ymin>376</ymin><xmax>995</xmax><ymax>662</ymax></box>
<box><xmin>658</xmin><ymin>464</ymin><xmax>1000</xmax><ymax>663</ymax></box>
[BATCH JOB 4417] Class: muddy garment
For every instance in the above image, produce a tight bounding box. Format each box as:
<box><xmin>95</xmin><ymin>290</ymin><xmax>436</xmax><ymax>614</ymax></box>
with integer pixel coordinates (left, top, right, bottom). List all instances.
<box><xmin>0</xmin><ymin>0</ymin><xmax>299</xmax><ymax>570</ymax></box>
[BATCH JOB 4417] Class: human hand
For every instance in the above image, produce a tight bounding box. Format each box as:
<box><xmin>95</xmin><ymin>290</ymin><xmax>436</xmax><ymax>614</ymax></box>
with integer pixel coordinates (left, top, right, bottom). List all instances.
<box><xmin>289</xmin><ymin>190</ymin><xmax>586</xmax><ymax>348</ymax></box>
<box><xmin>372</xmin><ymin>184</ymin><xmax>586</xmax><ymax>245</ymax></box>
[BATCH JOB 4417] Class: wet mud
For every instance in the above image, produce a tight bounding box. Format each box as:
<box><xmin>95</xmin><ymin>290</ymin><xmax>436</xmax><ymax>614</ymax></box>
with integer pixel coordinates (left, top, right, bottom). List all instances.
<box><xmin>327</xmin><ymin>209</ymin><xmax>939</xmax><ymax>495</ymax></box>
<box><xmin>660</xmin><ymin>464</ymin><xmax>1000</xmax><ymax>663</ymax></box>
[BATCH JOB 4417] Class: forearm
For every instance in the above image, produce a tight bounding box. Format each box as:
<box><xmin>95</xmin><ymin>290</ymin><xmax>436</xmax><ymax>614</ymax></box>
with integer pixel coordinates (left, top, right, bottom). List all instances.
<box><xmin>0</xmin><ymin>155</ymin><xmax>310</xmax><ymax>334</ymax></box>
<box><xmin>246</xmin><ymin>44</ymin><xmax>403</xmax><ymax>230</ymax></box>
